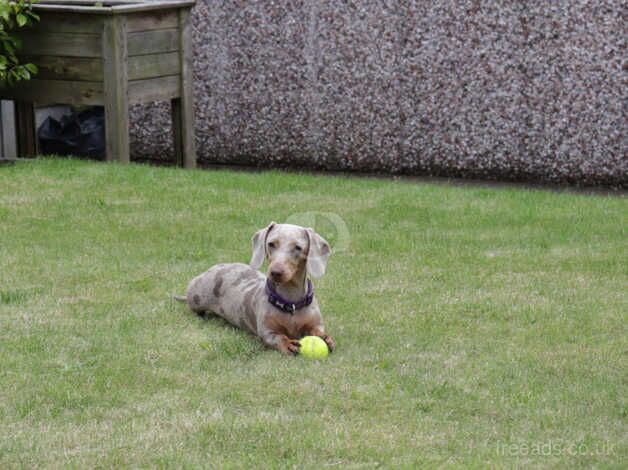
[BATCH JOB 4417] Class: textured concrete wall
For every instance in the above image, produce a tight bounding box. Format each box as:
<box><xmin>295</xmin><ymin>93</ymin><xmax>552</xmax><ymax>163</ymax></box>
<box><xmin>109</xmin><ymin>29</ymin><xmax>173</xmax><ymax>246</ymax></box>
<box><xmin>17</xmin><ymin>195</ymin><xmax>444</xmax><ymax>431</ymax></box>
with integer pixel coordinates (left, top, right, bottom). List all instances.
<box><xmin>130</xmin><ymin>1</ymin><xmax>627</xmax><ymax>187</ymax></box>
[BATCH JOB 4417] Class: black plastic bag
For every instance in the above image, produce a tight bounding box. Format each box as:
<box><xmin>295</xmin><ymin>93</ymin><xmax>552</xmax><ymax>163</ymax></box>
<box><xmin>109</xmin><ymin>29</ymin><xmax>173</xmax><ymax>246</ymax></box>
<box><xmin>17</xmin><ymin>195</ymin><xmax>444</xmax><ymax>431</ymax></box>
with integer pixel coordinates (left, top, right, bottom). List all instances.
<box><xmin>38</xmin><ymin>107</ymin><xmax>105</xmax><ymax>158</ymax></box>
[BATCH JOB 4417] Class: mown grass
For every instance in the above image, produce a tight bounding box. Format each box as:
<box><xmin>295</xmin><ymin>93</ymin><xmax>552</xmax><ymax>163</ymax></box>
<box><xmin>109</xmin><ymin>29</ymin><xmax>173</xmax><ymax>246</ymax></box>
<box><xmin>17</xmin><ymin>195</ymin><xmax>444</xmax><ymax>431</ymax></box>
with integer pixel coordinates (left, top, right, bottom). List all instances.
<box><xmin>0</xmin><ymin>158</ymin><xmax>626</xmax><ymax>468</ymax></box>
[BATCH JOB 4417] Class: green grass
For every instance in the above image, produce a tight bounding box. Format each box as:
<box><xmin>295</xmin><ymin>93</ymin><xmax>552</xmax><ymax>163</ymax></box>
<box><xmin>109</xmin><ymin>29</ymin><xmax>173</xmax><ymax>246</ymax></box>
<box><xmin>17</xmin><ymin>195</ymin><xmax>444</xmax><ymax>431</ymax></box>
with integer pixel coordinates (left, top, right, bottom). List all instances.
<box><xmin>0</xmin><ymin>158</ymin><xmax>626</xmax><ymax>468</ymax></box>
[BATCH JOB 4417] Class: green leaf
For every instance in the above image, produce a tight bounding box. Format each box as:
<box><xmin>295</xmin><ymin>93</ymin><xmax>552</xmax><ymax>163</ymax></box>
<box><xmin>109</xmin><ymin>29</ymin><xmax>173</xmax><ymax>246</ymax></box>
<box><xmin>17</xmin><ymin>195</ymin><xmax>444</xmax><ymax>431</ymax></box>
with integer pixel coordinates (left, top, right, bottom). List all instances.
<box><xmin>16</xmin><ymin>13</ymin><xmax>27</xmax><ymax>27</ymax></box>
<box><xmin>24</xmin><ymin>62</ymin><xmax>37</xmax><ymax>73</ymax></box>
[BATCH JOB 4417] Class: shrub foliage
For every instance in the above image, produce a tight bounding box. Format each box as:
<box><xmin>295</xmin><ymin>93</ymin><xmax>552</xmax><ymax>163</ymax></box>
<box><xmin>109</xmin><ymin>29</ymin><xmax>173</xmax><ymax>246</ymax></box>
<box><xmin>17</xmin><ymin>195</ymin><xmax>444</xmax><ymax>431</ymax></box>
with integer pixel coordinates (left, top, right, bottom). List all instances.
<box><xmin>0</xmin><ymin>0</ymin><xmax>39</xmax><ymax>86</ymax></box>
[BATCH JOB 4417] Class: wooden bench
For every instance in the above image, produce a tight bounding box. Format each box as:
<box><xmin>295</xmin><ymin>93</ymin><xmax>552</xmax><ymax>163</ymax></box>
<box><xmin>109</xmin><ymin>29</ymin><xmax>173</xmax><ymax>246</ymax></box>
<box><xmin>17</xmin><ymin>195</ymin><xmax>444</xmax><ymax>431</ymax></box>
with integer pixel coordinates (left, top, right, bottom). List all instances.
<box><xmin>0</xmin><ymin>0</ymin><xmax>196</xmax><ymax>167</ymax></box>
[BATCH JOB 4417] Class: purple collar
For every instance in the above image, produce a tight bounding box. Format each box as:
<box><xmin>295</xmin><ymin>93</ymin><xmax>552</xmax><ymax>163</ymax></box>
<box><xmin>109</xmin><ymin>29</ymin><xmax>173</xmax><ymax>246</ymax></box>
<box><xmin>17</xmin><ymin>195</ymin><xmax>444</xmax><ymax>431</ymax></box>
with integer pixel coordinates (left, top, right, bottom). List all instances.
<box><xmin>265</xmin><ymin>278</ymin><xmax>314</xmax><ymax>314</ymax></box>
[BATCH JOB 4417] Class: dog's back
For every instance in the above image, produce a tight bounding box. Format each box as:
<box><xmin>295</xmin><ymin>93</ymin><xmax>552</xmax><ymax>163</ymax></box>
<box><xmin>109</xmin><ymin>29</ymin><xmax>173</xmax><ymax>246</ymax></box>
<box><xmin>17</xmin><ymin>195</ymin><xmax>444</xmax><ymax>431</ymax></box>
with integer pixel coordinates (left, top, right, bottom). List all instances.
<box><xmin>183</xmin><ymin>263</ymin><xmax>264</xmax><ymax>334</ymax></box>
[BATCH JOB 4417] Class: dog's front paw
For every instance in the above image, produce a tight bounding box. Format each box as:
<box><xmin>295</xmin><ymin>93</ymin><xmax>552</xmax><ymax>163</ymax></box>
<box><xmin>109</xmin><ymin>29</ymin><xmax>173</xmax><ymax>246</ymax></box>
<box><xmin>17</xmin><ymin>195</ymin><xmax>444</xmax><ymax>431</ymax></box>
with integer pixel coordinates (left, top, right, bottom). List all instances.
<box><xmin>321</xmin><ymin>334</ymin><xmax>335</xmax><ymax>352</ymax></box>
<box><xmin>279</xmin><ymin>337</ymin><xmax>301</xmax><ymax>356</ymax></box>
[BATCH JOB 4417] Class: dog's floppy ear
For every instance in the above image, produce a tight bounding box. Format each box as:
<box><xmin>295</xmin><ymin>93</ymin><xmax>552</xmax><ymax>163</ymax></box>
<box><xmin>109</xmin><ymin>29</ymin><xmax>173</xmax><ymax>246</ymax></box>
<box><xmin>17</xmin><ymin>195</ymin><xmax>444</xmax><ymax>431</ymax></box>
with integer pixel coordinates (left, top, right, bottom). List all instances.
<box><xmin>305</xmin><ymin>228</ymin><xmax>331</xmax><ymax>279</ymax></box>
<box><xmin>250</xmin><ymin>222</ymin><xmax>276</xmax><ymax>269</ymax></box>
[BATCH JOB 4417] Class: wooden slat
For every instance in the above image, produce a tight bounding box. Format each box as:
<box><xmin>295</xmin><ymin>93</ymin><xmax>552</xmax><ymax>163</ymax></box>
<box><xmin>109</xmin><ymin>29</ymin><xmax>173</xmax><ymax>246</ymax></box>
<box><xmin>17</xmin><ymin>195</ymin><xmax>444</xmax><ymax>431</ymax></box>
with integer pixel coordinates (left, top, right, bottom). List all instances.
<box><xmin>128</xmin><ymin>75</ymin><xmax>180</xmax><ymax>103</ymax></box>
<box><xmin>19</xmin><ymin>32</ymin><xmax>102</xmax><ymax>58</ymax></box>
<box><xmin>32</xmin><ymin>1</ymin><xmax>143</xmax><ymax>15</ymax></box>
<box><xmin>33</xmin><ymin>4</ymin><xmax>113</xmax><ymax>14</ymax></box>
<box><xmin>176</xmin><ymin>8</ymin><xmax>195</xmax><ymax>168</ymax></box>
<box><xmin>0</xmin><ymin>80</ymin><xmax>103</xmax><ymax>105</ymax></box>
<box><xmin>33</xmin><ymin>0</ymin><xmax>195</xmax><ymax>15</ymax></box>
<box><xmin>126</xmin><ymin>9</ymin><xmax>178</xmax><ymax>32</ymax></box>
<box><xmin>128</xmin><ymin>52</ymin><xmax>179</xmax><ymax>79</ymax></box>
<box><xmin>24</xmin><ymin>56</ymin><xmax>103</xmax><ymax>81</ymax></box>
<box><xmin>103</xmin><ymin>15</ymin><xmax>130</xmax><ymax>163</ymax></box>
<box><xmin>36</xmin><ymin>0</ymin><xmax>139</xmax><ymax>5</ymax></box>
<box><xmin>28</xmin><ymin>52</ymin><xmax>178</xmax><ymax>81</ymax></box>
<box><xmin>35</xmin><ymin>0</ymin><xmax>194</xmax><ymax>5</ymax></box>
<box><xmin>112</xmin><ymin>1</ymin><xmax>195</xmax><ymax>14</ymax></box>
<box><xmin>28</xmin><ymin>12</ymin><xmax>103</xmax><ymax>33</ymax></box>
<box><xmin>128</xmin><ymin>28</ymin><xmax>178</xmax><ymax>56</ymax></box>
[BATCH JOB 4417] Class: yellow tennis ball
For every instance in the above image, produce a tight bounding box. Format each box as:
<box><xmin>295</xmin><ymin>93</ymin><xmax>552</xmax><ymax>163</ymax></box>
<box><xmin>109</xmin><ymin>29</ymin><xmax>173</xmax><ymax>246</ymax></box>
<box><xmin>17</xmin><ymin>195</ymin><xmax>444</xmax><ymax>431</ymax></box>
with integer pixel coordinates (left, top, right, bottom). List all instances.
<box><xmin>299</xmin><ymin>336</ymin><xmax>329</xmax><ymax>359</ymax></box>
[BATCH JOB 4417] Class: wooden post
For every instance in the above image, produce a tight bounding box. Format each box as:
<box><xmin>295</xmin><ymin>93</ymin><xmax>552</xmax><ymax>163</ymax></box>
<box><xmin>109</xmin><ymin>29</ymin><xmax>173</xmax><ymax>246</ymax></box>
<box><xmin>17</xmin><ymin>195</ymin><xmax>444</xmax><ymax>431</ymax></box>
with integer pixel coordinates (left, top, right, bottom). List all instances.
<box><xmin>15</xmin><ymin>101</ymin><xmax>37</xmax><ymax>158</ymax></box>
<box><xmin>171</xmin><ymin>97</ymin><xmax>183</xmax><ymax>165</ymax></box>
<box><xmin>1</xmin><ymin>101</ymin><xmax>17</xmax><ymax>159</ymax></box>
<box><xmin>171</xmin><ymin>7</ymin><xmax>195</xmax><ymax>168</ymax></box>
<box><xmin>103</xmin><ymin>15</ymin><xmax>130</xmax><ymax>163</ymax></box>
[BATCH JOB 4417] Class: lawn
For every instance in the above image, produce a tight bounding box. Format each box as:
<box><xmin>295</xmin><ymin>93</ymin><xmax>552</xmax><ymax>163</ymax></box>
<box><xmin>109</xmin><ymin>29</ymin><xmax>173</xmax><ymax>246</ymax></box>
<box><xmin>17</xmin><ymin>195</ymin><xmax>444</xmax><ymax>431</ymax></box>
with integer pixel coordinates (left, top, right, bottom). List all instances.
<box><xmin>0</xmin><ymin>158</ymin><xmax>626</xmax><ymax>468</ymax></box>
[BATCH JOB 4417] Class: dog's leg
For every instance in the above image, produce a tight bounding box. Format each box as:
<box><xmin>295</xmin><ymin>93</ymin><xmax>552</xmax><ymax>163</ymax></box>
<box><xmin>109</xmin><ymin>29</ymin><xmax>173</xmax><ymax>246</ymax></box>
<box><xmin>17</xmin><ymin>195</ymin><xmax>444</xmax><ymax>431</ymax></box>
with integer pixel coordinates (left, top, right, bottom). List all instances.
<box><xmin>261</xmin><ymin>331</ymin><xmax>301</xmax><ymax>355</ymax></box>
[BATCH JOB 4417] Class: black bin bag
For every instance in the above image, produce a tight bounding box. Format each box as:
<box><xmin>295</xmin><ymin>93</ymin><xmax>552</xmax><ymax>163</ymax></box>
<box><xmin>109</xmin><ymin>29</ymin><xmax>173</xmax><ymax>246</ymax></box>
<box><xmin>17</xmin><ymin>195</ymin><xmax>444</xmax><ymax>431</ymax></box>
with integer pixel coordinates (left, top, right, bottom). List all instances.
<box><xmin>38</xmin><ymin>107</ymin><xmax>105</xmax><ymax>158</ymax></box>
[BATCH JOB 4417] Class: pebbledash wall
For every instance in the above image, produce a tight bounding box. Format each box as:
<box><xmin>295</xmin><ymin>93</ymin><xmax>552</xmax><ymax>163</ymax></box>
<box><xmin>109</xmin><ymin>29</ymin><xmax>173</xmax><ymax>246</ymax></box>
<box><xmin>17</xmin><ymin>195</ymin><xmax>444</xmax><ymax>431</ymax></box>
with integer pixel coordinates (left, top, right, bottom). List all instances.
<box><xmin>129</xmin><ymin>1</ymin><xmax>626</xmax><ymax>187</ymax></box>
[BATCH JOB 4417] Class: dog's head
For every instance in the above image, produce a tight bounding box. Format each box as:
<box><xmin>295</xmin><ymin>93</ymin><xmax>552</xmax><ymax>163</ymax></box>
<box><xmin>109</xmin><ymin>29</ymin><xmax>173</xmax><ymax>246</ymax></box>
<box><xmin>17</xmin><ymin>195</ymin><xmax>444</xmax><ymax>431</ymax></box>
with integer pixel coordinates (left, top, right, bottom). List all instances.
<box><xmin>250</xmin><ymin>222</ymin><xmax>331</xmax><ymax>283</ymax></box>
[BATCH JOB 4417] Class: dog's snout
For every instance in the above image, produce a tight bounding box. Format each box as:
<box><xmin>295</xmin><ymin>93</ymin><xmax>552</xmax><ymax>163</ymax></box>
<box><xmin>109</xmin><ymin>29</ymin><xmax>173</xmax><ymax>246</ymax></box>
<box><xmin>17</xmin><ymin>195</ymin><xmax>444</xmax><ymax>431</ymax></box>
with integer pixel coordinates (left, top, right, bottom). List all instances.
<box><xmin>270</xmin><ymin>268</ymin><xmax>284</xmax><ymax>281</ymax></box>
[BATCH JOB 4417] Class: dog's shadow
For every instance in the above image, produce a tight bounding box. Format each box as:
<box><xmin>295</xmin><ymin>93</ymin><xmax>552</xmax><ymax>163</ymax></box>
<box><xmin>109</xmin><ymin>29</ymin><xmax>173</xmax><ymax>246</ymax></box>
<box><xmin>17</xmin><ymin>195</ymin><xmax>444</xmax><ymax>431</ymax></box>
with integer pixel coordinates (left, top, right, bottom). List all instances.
<box><xmin>190</xmin><ymin>310</ymin><xmax>265</xmax><ymax>361</ymax></box>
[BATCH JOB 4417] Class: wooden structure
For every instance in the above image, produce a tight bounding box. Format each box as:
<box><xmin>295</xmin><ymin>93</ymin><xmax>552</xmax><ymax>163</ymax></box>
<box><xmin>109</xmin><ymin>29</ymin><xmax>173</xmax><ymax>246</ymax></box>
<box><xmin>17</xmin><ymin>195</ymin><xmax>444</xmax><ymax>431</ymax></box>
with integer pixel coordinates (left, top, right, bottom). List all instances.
<box><xmin>0</xmin><ymin>0</ymin><xmax>196</xmax><ymax>167</ymax></box>
<box><xmin>0</xmin><ymin>101</ymin><xmax>17</xmax><ymax>159</ymax></box>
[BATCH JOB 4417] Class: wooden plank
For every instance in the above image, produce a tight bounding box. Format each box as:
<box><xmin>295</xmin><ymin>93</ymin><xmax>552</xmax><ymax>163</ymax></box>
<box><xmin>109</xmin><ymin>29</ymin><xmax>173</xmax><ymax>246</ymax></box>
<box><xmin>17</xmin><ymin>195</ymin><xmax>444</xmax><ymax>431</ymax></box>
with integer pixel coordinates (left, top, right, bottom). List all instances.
<box><xmin>126</xmin><ymin>9</ymin><xmax>178</xmax><ymax>32</ymax></box>
<box><xmin>33</xmin><ymin>0</ymin><xmax>195</xmax><ymax>14</ymax></box>
<box><xmin>37</xmin><ymin>0</ymin><xmax>139</xmax><ymax>5</ymax></box>
<box><xmin>33</xmin><ymin>1</ymin><xmax>194</xmax><ymax>15</ymax></box>
<box><xmin>112</xmin><ymin>1</ymin><xmax>196</xmax><ymax>14</ymax></box>
<box><xmin>103</xmin><ymin>15</ymin><xmax>130</xmax><ymax>163</ymax></box>
<box><xmin>23</xmin><ymin>55</ymin><xmax>103</xmax><ymax>81</ymax></box>
<box><xmin>129</xmin><ymin>52</ymin><xmax>179</xmax><ymax>79</ymax></box>
<box><xmin>36</xmin><ymin>0</ymin><xmax>193</xmax><ymax>5</ymax></box>
<box><xmin>1</xmin><ymin>101</ymin><xmax>17</xmax><ymax>159</ymax></box>
<box><xmin>19</xmin><ymin>32</ymin><xmax>102</xmax><ymax>58</ymax></box>
<box><xmin>128</xmin><ymin>75</ymin><xmax>180</xmax><ymax>103</ymax></box>
<box><xmin>176</xmin><ymin>8</ymin><xmax>195</xmax><ymax>168</ymax></box>
<box><xmin>15</xmin><ymin>102</ymin><xmax>37</xmax><ymax>158</ymax></box>
<box><xmin>0</xmin><ymin>80</ymin><xmax>103</xmax><ymax>105</ymax></box>
<box><xmin>128</xmin><ymin>28</ymin><xmax>178</xmax><ymax>56</ymax></box>
<box><xmin>27</xmin><ymin>52</ymin><xmax>178</xmax><ymax>81</ymax></box>
<box><xmin>29</xmin><ymin>12</ymin><xmax>103</xmax><ymax>33</ymax></box>
<box><xmin>32</xmin><ymin>1</ymin><xmax>136</xmax><ymax>15</ymax></box>
<box><xmin>33</xmin><ymin>4</ymin><xmax>113</xmax><ymax>14</ymax></box>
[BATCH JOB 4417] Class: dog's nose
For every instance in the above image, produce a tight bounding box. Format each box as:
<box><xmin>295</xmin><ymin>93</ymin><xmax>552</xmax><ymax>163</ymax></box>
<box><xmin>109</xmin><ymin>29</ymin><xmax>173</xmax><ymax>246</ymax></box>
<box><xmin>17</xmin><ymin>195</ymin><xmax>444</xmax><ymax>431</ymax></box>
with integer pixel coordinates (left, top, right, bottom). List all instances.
<box><xmin>270</xmin><ymin>269</ymin><xmax>284</xmax><ymax>281</ymax></box>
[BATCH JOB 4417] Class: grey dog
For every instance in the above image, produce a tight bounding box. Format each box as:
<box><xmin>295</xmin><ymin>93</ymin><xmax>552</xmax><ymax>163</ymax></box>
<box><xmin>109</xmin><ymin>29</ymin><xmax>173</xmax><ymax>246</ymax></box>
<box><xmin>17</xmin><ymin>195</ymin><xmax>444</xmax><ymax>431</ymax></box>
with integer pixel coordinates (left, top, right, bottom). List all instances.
<box><xmin>176</xmin><ymin>222</ymin><xmax>335</xmax><ymax>355</ymax></box>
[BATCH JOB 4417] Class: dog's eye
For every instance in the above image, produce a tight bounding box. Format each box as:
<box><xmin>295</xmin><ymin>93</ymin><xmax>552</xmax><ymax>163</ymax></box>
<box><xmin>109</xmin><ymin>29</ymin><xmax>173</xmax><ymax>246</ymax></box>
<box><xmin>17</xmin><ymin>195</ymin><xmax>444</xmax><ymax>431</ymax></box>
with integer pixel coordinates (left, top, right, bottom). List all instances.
<box><xmin>294</xmin><ymin>245</ymin><xmax>302</xmax><ymax>252</ymax></box>
<box><xmin>268</xmin><ymin>242</ymin><xmax>276</xmax><ymax>250</ymax></box>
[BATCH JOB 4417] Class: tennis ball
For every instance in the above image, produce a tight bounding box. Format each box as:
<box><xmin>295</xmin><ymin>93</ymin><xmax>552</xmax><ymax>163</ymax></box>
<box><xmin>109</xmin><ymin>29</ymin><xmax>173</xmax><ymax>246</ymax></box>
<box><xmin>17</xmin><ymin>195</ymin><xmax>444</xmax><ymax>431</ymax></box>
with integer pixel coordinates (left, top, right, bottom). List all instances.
<box><xmin>299</xmin><ymin>336</ymin><xmax>329</xmax><ymax>359</ymax></box>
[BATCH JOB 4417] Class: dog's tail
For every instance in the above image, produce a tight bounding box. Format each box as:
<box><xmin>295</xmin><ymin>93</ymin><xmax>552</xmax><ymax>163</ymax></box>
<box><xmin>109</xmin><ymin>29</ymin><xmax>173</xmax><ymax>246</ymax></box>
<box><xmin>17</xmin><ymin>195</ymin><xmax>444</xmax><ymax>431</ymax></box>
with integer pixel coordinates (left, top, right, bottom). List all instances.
<box><xmin>173</xmin><ymin>295</ymin><xmax>187</xmax><ymax>303</ymax></box>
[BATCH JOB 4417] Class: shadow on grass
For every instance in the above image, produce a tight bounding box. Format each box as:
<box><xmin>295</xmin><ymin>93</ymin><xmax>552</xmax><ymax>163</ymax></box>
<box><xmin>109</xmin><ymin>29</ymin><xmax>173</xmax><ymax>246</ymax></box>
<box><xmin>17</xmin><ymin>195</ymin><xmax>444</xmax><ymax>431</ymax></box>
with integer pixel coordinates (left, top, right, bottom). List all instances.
<box><xmin>187</xmin><ymin>311</ymin><xmax>265</xmax><ymax>361</ymax></box>
<box><xmin>0</xmin><ymin>288</ymin><xmax>43</xmax><ymax>305</ymax></box>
